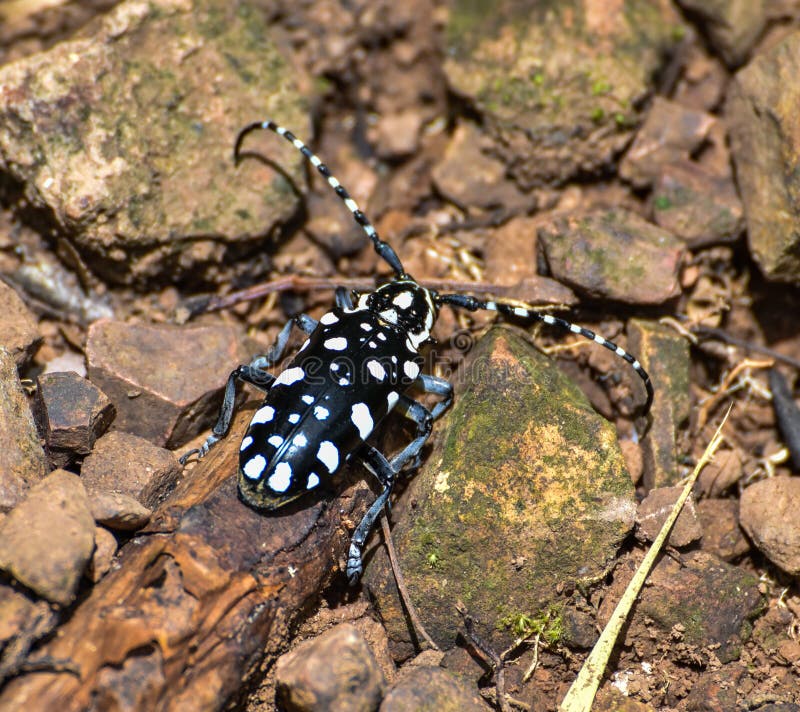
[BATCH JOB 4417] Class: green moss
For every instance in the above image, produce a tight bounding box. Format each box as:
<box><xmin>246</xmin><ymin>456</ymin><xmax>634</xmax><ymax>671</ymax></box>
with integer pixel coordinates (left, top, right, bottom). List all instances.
<box><xmin>653</xmin><ymin>194</ymin><xmax>672</xmax><ymax>211</ymax></box>
<box><xmin>498</xmin><ymin>603</ymin><xmax>565</xmax><ymax>644</ymax></box>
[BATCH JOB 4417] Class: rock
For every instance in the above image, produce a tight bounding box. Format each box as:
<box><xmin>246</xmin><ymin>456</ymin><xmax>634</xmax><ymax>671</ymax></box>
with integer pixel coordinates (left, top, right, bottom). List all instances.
<box><xmin>0</xmin><ymin>0</ymin><xmax>306</xmax><ymax>285</ymax></box>
<box><xmin>366</xmin><ymin>327</ymin><xmax>636</xmax><ymax>655</ymax></box>
<box><xmin>618</xmin><ymin>551</ymin><xmax>761</xmax><ymax>663</ymax></box>
<box><xmin>34</xmin><ymin>371</ymin><xmax>115</xmax><ymax>469</ymax></box>
<box><xmin>740</xmin><ymin>476</ymin><xmax>800</xmax><ymax>575</ymax></box>
<box><xmin>85</xmin><ymin>319</ymin><xmax>248</xmax><ymax>448</ymax></box>
<box><xmin>620</xmin><ymin>98</ymin><xmax>716</xmax><ymax>189</ymax></box>
<box><xmin>676</xmin><ymin>0</ymin><xmax>765</xmax><ymax>67</ymax></box>
<box><xmin>0</xmin><ymin>584</ymin><xmax>59</xmax><ymax>679</ymax></box>
<box><xmin>651</xmin><ymin>159</ymin><xmax>744</xmax><ymax>248</ymax></box>
<box><xmin>275</xmin><ymin>623</ymin><xmax>384</xmax><ymax>712</ymax></box>
<box><xmin>697</xmin><ymin>498</ymin><xmax>750</xmax><ymax>561</ymax></box>
<box><xmin>696</xmin><ymin>447</ymin><xmax>744</xmax><ymax>497</ymax></box>
<box><xmin>0</xmin><ymin>469</ymin><xmax>94</xmax><ymax>606</ymax></box>
<box><xmin>381</xmin><ymin>666</ymin><xmax>489</xmax><ymax>712</ymax></box>
<box><xmin>80</xmin><ymin>430</ymin><xmax>181</xmax><ymax>509</ymax></box>
<box><xmin>0</xmin><ymin>281</ymin><xmax>41</xmax><ymax>366</ymax></box>
<box><xmin>442</xmin><ymin>0</ymin><xmax>687</xmax><ymax>188</ymax></box>
<box><xmin>636</xmin><ymin>486</ymin><xmax>702</xmax><ymax>547</ymax></box>
<box><xmin>727</xmin><ymin>32</ymin><xmax>800</xmax><ymax>282</ymax></box>
<box><xmin>431</xmin><ymin>122</ymin><xmax>531</xmax><ymax>211</ymax></box>
<box><xmin>88</xmin><ymin>526</ymin><xmax>118</xmax><ymax>583</ymax></box>
<box><xmin>627</xmin><ymin>320</ymin><xmax>691</xmax><ymax>489</ymax></box>
<box><xmin>88</xmin><ymin>491</ymin><xmax>151</xmax><ymax>532</ymax></box>
<box><xmin>538</xmin><ymin>210</ymin><xmax>684</xmax><ymax>305</ymax></box>
<box><xmin>0</xmin><ymin>347</ymin><xmax>48</xmax><ymax>513</ymax></box>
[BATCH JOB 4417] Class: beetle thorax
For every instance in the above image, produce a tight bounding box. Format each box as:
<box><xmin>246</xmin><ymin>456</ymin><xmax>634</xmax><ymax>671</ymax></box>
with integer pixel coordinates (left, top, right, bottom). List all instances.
<box><xmin>354</xmin><ymin>280</ymin><xmax>436</xmax><ymax>349</ymax></box>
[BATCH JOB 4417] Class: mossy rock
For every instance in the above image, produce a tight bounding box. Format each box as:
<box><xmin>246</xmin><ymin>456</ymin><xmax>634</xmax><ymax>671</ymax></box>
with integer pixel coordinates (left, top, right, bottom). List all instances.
<box><xmin>366</xmin><ymin>326</ymin><xmax>636</xmax><ymax>652</ymax></box>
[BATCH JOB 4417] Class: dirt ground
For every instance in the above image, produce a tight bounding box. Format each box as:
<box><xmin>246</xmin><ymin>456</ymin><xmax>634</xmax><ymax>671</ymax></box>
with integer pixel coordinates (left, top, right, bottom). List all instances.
<box><xmin>1</xmin><ymin>0</ymin><xmax>800</xmax><ymax>710</ymax></box>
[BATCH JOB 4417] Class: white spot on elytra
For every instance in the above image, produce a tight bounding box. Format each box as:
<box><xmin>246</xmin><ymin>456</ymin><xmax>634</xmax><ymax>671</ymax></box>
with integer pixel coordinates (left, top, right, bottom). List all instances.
<box><xmin>301</xmin><ymin>394</ymin><xmax>314</xmax><ymax>404</ymax></box>
<box><xmin>240</xmin><ymin>436</ymin><xmax>253</xmax><ymax>451</ymax></box>
<box><xmin>242</xmin><ymin>455</ymin><xmax>266</xmax><ymax>480</ymax></box>
<box><xmin>298</xmin><ymin>339</ymin><xmax>310</xmax><ymax>352</ymax></box>
<box><xmin>366</xmin><ymin>359</ymin><xmax>387</xmax><ymax>381</ymax></box>
<box><xmin>288</xmin><ymin>413</ymin><xmax>300</xmax><ymax>424</ymax></box>
<box><xmin>320</xmin><ymin>312</ymin><xmax>339</xmax><ymax>325</ymax></box>
<box><xmin>268</xmin><ymin>435</ymin><xmax>284</xmax><ymax>448</ymax></box>
<box><xmin>324</xmin><ymin>337</ymin><xmax>348</xmax><ymax>351</ymax></box>
<box><xmin>387</xmin><ymin>391</ymin><xmax>399</xmax><ymax>410</ymax></box>
<box><xmin>380</xmin><ymin>309</ymin><xmax>398</xmax><ymax>324</ymax></box>
<box><xmin>404</xmin><ymin>360</ymin><xmax>420</xmax><ymax>380</ymax></box>
<box><xmin>317</xmin><ymin>441</ymin><xmax>339</xmax><ymax>473</ymax></box>
<box><xmin>251</xmin><ymin>406</ymin><xmax>274</xmax><ymax>424</ymax></box>
<box><xmin>351</xmin><ymin>403</ymin><xmax>374</xmax><ymax>439</ymax></box>
<box><xmin>268</xmin><ymin>462</ymin><xmax>292</xmax><ymax>492</ymax></box>
<box><xmin>377</xmin><ymin>332</ymin><xmax>387</xmax><ymax>341</ymax></box>
<box><xmin>360</xmin><ymin>322</ymin><xmax>372</xmax><ymax>331</ymax></box>
<box><xmin>274</xmin><ymin>366</ymin><xmax>305</xmax><ymax>387</ymax></box>
<box><xmin>314</xmin><ymin>405</ymin><xmax>329</xmax><ymax>420</ymax></box>
<box><xmin>293</xmin><ymin>433</ymin><xmax>308</xmax><ymax>447</ymax></box>
<box><xmin>392</xmin><ymin>291</ymin><xmax>414</xmax><ymax>309</ymax></box>
<box><xmin>514</xmin><ymin>306</ymin><xmax>528</xmax><ymax>318</ymax></box>
<box><xmin>307</xmin><ymin>472</ymin><xmax>320</xmax><ymax>489</ymax></box>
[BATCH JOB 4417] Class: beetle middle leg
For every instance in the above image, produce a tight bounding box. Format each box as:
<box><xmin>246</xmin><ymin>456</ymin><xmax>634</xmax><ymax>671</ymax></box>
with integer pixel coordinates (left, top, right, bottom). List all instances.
<box><xmin>180</xmin><ymin>314</ymin><xmax>318</xmax><ymax>463</ymax></box>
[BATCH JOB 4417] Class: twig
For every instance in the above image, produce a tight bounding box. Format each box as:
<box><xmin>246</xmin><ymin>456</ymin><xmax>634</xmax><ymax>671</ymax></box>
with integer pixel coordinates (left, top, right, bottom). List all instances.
<box><xmin>380</xmin><ymin>513</ymin><xmax>440</xmax><ymax>652</ymax></box>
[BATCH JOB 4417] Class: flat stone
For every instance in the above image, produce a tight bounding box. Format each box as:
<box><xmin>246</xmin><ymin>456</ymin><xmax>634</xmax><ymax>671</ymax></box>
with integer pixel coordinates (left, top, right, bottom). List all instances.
<box><xmin>88</xmin><ymin>491</ymin><xmax>151</xmax><ymax>532</ymax></box>
<box><xmin>651</xmin><ymin>158</ymin><xmax>744</xmax><ymax>248</ymax></box>
<box><xmin>636</xmin><ymin>486</ymin><xmax>702</xmax><ymax>547</ymax></box>
<box><xmin>740</xmin><ymin>476</ymin><xmax>800</xmax><ymax>575</ymax></box>
<box><xmin>0</xmin><ymin>281</ymin><xmax>41</xmax><ymax>367</ymax></box>
<box><xmin>88</xmin><ymin>526</ymin><xmax>118</xmax><ymax>583</ymax></box>
<box><xmin>620</xmin><ymin>551</ymin><xmax>761</xmax><ymax>664</ymax></box>
<box><xmin>727</xmin><ymin>33</ymin><xmax>800</xmax><ymax>282</ymax></box>
<box><xmin>86</xmin><ymin>319</ymin><xmax>247</xmax><ymax>448</ymax></box>
<box><xmin>538</xmin><ymin>210</ymin><xmax>684</xmax><ymax>305</ymax></box>
<box><xmin>381</xmin><ymin>666</ymin><xmax>489</xmax><ymax>712</ymax></box>
<box><xmin>628</xmin><ymin>320</ymin><xmax>691</xmax><ymax>489</ymax></box>
<box><xmin>443</xmin><ymin>1</ymin><xmax>687</xmax><ymax>188</ymax></box>
<box><xmin>35</xmin><ymin>371</ymin><xmax>115</xmax><ymax>469</ymax></box>
<box><xmin>0</xmin><ymin>469</ymin><xmax>94</xmax><ymax>606</ymax></box>
<box><xmin>676</xmin><ymin>0</ymin><xmax>765</xmax><ymax>67</ymax></box>
<box><xmin>80</xmin><ymin>430</ymin><xmax>181</xmax><ymax>509</ymax></box>
<box><xmin>275</xmin><ymin>623</ymin><xmax>384</xmax><ymax>712</ymax></box>
<box><xmin>620</xmin><ymin>98</ymin><xmax>716</xmax><ymax>189</ymax></box>
<box><xmin>0</xmin><ymin>0</ymin><xmax>306</xmax><ymax>285</ymax></box>
<box><xmin>697</xmin><ymin>498</ymin><xmax>750</xmax><ymax>561</ymax></box>
<box><xmin>366</xmin><ymin>327</ymin><xmax>636</xmax><ymax>654</ymax></box>
<box><xmin>0</xmin><ymin>347</ymin><xmax>47</xmax><ymax>513</ymax></box>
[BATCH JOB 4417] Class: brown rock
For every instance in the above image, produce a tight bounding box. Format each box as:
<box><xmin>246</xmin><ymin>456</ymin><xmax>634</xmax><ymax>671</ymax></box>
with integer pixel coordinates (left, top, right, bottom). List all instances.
<box><xmin>626</xmin><ymin>551</ymin><xmax>761</xmax><ymax>663</ymax></box>
<box><xmin>740</xmin><ymin>476</ymin><xmax>800</xmax><ymax>575</ymax></box>
<box><xmin>538</xmin><ymin>210</ymin><xmax>684</xmax><ymax>305</ymax></box>
<box><xmin>0</xmin><ymin>0</ymin><xmax>307</xmax><ymax>285</ymax></box>
<box><xmin>88</xmin><ymin>526</ymin><xmax>118</xmax><ymax>583</ymax></box>
<box><xmin>275</xmin><ymin>623</ymin><xmax>384</xmax><ymax>712</ymax></box>
<box><xmin>0</xmin><ymin>281</ymin><xmax>41</xmax><ymax>367</ymax></box>
<box><xmin>381</xmin><ymin>666</ymin><xmax>489</xmax><ymax>711</ymax></box>
<box><xmin>0</xmin><ymin>469</ymin><xmax>94</xmax><ymax>606</ymax></box>
<box><xmin>651</xmin><ymin>159</ymin><xmax>744</xmax><ymax>248</ymax></box>
<box><xmin>676</xmin><ymin>0</ymin><xmax>765</xmax><ymax>67</ymax></box>
<box><xmin>35</xmin><ymin>371</ymin><xmax>115</xmax><ymax>468</ymax></box>
<box><xmin>727</xmin><ymin>33</ymin><xmax>800</xmax><ymax>282</ymax></box>
<box><xmin>80</xmin><ymin>430</ymin><xmax>181</xmax><ymax>509</ymax></box>
<box><xmin>86</xmin><ymin>319</ymin><xmax>247</xmax><ymax>448</ymax></box>
<box><xmin>88</xmin><ymin>491</ymin><xmax>151</xmax><ymax>532</ymax></box>
<box><xmin>697</xmin><ymin>498</ymin><xmax>750</xmax><ymax>561</ymax></box>
<box><xmin>0</xmin><ymin>347</ymin><xmax>48</xmax><ymax>513</ymax></box>
<box><xmin>627</xmin><ymin>320</ymin><xmax>691</xmax><ymax>489</ymax></box>
<box><xmin>620</xmin><ymin>98</ymin><xmax>716</xmax><ymax>189</ymax></box>
<box><xmin>431</xmin><ymin>122</ymin><xmax>531</xmax><ymax>211</ymax></box>
<box><xmin>636</xmin><ymin>486</ymin><xmax>703</xmax><ymax>547</ymax></box>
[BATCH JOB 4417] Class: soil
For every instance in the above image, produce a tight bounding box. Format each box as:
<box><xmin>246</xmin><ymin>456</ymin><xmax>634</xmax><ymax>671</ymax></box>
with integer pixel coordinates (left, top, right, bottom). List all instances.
<box><xmin>1</xmin><ymin>1</ymin><xmax>800</xmax><ymax>711</ymax></box>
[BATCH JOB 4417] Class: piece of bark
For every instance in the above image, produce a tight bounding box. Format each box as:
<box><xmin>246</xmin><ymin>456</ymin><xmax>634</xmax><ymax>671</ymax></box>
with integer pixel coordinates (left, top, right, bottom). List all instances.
<box><xmin>0</xmin><ymin>404</ymin><xmax>372</xmax><ymax>710</ymax></box>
